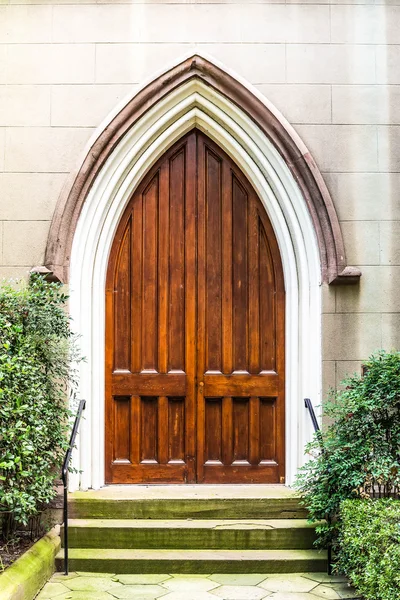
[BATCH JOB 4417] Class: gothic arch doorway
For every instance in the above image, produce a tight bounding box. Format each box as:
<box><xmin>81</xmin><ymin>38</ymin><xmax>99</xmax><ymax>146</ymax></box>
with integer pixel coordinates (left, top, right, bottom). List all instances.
<box><xmin>42</xmin><ymin>54</ymin><xmax>360</xmax><ymax>489</ymax></box>
<box><xmin>105</xmin><ymin>130</ymin><xmax>285</xmax><ymax>484</ymax></box>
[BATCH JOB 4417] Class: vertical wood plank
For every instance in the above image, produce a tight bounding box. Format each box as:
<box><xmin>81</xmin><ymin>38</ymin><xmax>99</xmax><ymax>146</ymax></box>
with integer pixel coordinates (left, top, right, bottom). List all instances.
<box><xmin>248</xmin><ymin>197</ymin><xmax>260</xmax><ymax>374</ymax></box>
<box><xmin>142</xmin><ymin>175</ymin><xmax>159</xmax><ymax>371</ymax></box>
<box><xmin>259</xmin><ymin>227</ymin><xmax>276</xmax><ymax>371</ymax></box>
<box><xmin>158</xmin><ymin>161</ymin><xmax>170</xmax><ymax>374</ymax></box>
<box><xmin>169</xmin><ymin>149</ymin><xmax>186</xmax><ymax>372</ymax></box>
<box><xmin>232</xmin><ymin>176</ymin><xmax>248</xmax><ymax>372</ymax></box>
<box><xmin>205</xmin><ymin>147</ymin><xmax>222</xmax><ymax>372</ymax></box>
<box><xmin>113</xmin><ymin>221</ymin><xmax>131</xmax><ymax>371</ymax></box>
<box><xmin>222</xmin><ymin>162</ymin><xmax>233</xmax><ymax>375</ymax></box>
<box><xmin>131</xmin><ymin>192</ymin><xmax>143</xmax><ymax>374</ymax></box>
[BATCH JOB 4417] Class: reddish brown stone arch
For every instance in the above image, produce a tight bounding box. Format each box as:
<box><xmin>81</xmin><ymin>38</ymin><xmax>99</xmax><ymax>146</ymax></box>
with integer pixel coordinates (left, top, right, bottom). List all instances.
<box><xmin>44</xmin><ymin>55</ymin><xmax>361</xmax><ymax>285</ymax></box>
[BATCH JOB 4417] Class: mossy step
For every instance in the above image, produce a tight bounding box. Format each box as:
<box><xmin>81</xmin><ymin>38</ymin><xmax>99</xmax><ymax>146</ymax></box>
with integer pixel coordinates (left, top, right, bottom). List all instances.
<box><xmin>69</xmin><ymin>486</ymin><xmax>306</xmax><ymax>520</ymax></box>
<box><xmin>63</xmin><ymin>518</ymin><xmax>317</xmax><ymax>550</ymax></box>
<box><xmin>56</xmin><ymin>548</ymin><xmax>327</xmax><ymax>574</ymax></box>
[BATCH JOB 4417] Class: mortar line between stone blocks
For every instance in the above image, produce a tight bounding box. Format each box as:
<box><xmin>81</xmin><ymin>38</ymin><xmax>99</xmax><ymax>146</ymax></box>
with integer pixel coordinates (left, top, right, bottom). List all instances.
<box><xmin>4</xmin><ymin>41</ymin><xmax>400</xmax><ymax>46</ymax></box>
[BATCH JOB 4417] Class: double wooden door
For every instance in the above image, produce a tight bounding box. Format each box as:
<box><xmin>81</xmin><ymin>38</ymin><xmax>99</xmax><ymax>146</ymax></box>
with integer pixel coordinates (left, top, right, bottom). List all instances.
<box><xmin>105</xmin><ymin>130</ymin><xmax>285</xmax><ymax>484</ymax></box>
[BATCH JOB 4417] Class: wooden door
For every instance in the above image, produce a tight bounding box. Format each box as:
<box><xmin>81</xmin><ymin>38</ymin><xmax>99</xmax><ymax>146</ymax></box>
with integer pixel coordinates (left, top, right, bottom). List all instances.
<box><xmin>105</xmin><ymin>130</ymin><xmax>285</xmax><ymax>484</ymax></box>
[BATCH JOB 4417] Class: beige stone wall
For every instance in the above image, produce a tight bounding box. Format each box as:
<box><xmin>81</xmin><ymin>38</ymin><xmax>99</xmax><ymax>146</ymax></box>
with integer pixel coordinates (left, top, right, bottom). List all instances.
<box><xmin>0</xmin><ymin>0</ymin><xmax>399</xmax><ymax>394</ymax></box>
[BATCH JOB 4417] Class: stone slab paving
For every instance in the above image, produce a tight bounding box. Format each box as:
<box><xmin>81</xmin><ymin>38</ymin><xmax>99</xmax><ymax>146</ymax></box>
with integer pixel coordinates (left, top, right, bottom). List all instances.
<box><xmin>38</xmin><ymin>572</ymin><xmax>361</xmax><ymax>600</ymax></box>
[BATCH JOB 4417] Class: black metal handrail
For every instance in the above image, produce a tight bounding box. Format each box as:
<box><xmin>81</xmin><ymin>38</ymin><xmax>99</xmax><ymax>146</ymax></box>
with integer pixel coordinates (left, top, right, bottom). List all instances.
<box><xmin>304</xmin><ymin>398</ymin><xmax>320</xmax><ymax>433</ymax></box>
<box><xmin>61</xmin><ymin>399</ymin><xmax>86</xmax><ymax>576</ymax></box>
<box><xmin>304</xmin><ymin>398</ymin><xmax>331</xmax><ymax>575</ymax></box>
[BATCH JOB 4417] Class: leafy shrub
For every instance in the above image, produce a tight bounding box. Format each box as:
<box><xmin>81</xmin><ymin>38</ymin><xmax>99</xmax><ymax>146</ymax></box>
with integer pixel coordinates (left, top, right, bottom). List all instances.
<box><xmin>0</xmin><ymin>274</ymin><xmax>81</xmax><ymax>537</ymax></box>
<box><xmin>295</xmin><ymin>350</ymin><xmax>400</xmax><ymax>550</ymax></box>
<box><xmin>338</xmin><ymin>499</ymin><xmax>400</xmax><ymax>600</ymax></box>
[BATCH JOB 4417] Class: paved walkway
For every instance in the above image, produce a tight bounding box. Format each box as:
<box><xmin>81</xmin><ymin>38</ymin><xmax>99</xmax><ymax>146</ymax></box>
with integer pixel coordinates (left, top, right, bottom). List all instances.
<box><xmin>38</xmin><ymin>572</ymin><xmax>361</xmax><ymax>599</ymax></box>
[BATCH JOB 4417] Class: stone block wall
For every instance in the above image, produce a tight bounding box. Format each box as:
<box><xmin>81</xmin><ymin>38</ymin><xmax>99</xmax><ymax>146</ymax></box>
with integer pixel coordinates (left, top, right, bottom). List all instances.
<box><xmin>0</xmin><ymin>0</ymin><xmax>399</xmax><ymax>394</ymax></box>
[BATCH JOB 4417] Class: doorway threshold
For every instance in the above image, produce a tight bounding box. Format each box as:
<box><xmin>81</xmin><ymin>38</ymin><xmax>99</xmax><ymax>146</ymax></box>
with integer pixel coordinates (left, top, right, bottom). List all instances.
<box><xmin>71</xmin><ymin>485</ymin><xmax>297</xmax><ymax>500</ymax></box>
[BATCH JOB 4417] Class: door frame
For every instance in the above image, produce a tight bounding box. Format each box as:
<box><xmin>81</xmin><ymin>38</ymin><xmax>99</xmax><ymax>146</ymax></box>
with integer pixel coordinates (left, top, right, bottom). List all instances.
<box><xmin>65</xmin><ymin>56</ymin><xmax>323</xmax><ymax>490</ymax></box>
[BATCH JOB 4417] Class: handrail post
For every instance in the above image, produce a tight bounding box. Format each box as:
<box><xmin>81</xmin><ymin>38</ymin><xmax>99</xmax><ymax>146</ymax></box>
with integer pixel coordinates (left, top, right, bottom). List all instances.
<box><xmin>61</xmin><ymin>399</ymin><xmax>86</xmax><ymax>577</ymax></box>
<box><xmin>304</xmin><ymin>398</ymin><xmax>320</xmax><ymax>432</ymax></box>
<box><xmin>63</xmin><ymin>469</ymin><xmax>69</xmax><ymax>575</ymax></box>
<box><xmin>304</xmin><ymin>398</ymin><xmax>332</xmax><ymax>575</ymax></box>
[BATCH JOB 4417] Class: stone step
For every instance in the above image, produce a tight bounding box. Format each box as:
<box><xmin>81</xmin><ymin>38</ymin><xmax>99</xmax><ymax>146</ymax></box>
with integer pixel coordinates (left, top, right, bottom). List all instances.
<box><xmin>69</xmin><ymin>486</ymin><xmax>306</xmax><ymax>520</ymax></box>
<box><xmin>63</xmin><ymin>518</ymin><xmax>318</xmax><ymax>550</ymax></box>
<box><xmin>56</xmin><ymin>548</ymin><xmax>327</xmax><ymax>574</ymax></box>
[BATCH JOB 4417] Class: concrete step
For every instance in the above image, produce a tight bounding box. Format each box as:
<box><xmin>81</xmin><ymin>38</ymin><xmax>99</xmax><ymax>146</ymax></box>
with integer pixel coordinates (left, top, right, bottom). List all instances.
<box><xmin>69</xmin><ymin>486</ymin><xmax>306</xmax><ymax>520</ymax></box>
<box><xmin>56</xmin><ymin>548</ymin><xmax>327</xmax><ymax>574</ymax></box>
<box><xmin>63</xmin><ymin>518</ymin><xmax>318</xmax><ymax>550</ymax></box>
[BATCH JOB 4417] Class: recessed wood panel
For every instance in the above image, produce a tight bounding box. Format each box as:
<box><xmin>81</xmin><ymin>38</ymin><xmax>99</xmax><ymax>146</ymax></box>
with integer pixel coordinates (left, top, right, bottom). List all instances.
<box><xmin>260</xmin><ymin>397</ymin><xmax>277</xmax><ymax>463</ymax></box>
<box><xmin>232</xmin><ymin>398</ymin><xmax>249</xmax><ymax>463</ymax></box>
<box><xmin>168</xmin><ymin>397</ymin><xmax>185</xmax><ymax>462</ymax></box>
<box><xmin>140</xmin><ymin>397</ymin><xmax>158</xmax><ymax>463</ymax></box>
<box><xmin>205</xmin><ymin>398</ymin><xmax>222</xmax><ymax>463</ymax></box>
<box><xmin>106</xmin><ymin>130</ymin><xmax>285</xmax><ymax>484</ymax></box>
<box><xmin>113</xmin><ymin>396</ymin><xmax>131</xmax><ymax>462</ymax></box>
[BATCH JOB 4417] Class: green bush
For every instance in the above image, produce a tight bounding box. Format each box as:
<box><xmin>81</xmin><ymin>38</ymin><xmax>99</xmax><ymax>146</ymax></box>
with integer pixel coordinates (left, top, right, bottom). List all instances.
<box><xmin>338</xmin><ymin>499</ymin><xmax>400</xmax><ymax>600</ymax></box>
<box><xmin>295</xmin><ymin>350</ymin><xmax>400</xmax><ymax>550</ymax></box>
<box><xmin>0</xmin><ymin>274</ymin><xmax>81</xmax><ymax>537</ymax></box>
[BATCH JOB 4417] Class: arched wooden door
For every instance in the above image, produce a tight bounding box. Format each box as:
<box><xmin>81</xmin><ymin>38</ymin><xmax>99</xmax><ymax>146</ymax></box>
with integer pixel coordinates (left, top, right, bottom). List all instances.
<box><xmin>105</xmin><ymin>130</ymin><xmax>285</xmax><ymax>484</ymax></box>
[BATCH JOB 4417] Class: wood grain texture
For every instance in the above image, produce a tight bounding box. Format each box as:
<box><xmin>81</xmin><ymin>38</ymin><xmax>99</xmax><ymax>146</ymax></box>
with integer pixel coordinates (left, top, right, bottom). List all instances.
<box><xmin>196</xmin><ymin>133</ymin><xmax>285</xmax><ymax>484</ymax></box>
<box><xmin>105</xmin><ymin>130</ymin><xmax>285</xmax><ymax>484</ymax></box>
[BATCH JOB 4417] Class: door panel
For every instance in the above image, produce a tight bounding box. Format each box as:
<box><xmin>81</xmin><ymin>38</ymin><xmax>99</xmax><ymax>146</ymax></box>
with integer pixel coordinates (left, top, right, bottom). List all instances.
<box><xmin>105</xmin><ymin>130</ymin><xmax>285</xmax><ymax>484</ymax></box>
<box><xmin>105</xmin><ymin>134</ymin><xmax>196</xmax><ymax>484</ymax></box>
<box><xmin>196</xmin><ymin>134</ymin><xmax>285</xmax><ymax>483</ymax></box>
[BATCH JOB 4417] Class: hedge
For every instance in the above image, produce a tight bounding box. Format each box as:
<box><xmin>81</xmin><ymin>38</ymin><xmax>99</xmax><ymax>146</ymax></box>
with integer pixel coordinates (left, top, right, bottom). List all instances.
<box><xmin>338</xmin><ymin>498</ymin><xmax>400</xmax><ymax>600</ymax></box>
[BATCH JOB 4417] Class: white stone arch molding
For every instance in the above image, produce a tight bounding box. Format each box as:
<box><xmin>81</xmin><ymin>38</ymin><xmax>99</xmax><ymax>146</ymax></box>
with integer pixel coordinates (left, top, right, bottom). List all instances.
<box><xmin>43</xmin><ymin>55</ymin><xmax>360</xmax><ymax>490</ymax></box>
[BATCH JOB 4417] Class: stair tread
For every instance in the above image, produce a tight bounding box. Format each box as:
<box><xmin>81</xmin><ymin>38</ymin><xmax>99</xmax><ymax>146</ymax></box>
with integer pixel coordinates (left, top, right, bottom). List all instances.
<box><xmin>65</xmin><ymin>518</ymin><xmax>316</xmax><ymax>530</ymax></box>
<box><xmin>70</xmin><ymin>485</ymin><xmax>299</xmax><ymax>501</ymax></box>
<box><xmin>57</xmin><ymin>548</ymin><xmax>326</xmax><ymax>559</ymax></box>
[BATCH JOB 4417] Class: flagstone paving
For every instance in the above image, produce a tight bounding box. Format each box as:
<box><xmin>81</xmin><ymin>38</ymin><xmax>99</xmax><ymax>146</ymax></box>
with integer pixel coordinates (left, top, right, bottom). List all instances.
<box><xmin>38</xmin><ymin>572</ymin><xmax>361</xmax><ymax>600</ymax></box>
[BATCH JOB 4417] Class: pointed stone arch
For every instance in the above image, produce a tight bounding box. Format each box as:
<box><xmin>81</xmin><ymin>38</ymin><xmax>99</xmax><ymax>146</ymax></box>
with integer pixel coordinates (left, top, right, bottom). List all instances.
<box><xmin>45</xmin><ymin>55</ymin><xmax>360</xmax><ymax>286</ymax></box>
<box><xmin>44</xmin><ymin>54</ymin><xmax>362</xmax><ymax>490</ymax></box>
